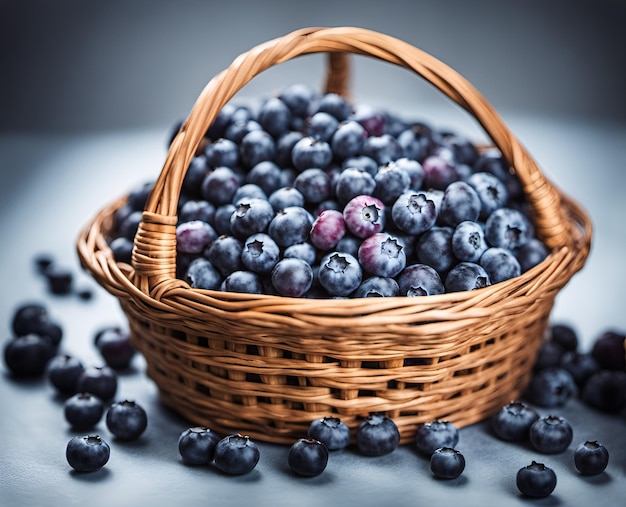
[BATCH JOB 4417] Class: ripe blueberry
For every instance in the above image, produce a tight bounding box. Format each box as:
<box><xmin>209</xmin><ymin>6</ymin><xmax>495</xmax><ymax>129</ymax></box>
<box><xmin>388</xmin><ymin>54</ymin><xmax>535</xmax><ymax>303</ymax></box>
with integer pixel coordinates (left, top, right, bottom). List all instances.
<box><xmin>178</xmin><ymin>426</ymin><xmax>221</xmax><ymax>465</ymax></box>
<box><xmin>66</xmin><ymin>435</ymin><xmax>110</xmax><ymax>473</ymax></box>
<box><xmin>288</xmin><ymin>438</ymin><xmax>329</xmax><ymax>477</ymax></box>
<box><xmin>106</xmin><ymin>400</ymin><xmax>148</xmax><ymax>440</ymax></box>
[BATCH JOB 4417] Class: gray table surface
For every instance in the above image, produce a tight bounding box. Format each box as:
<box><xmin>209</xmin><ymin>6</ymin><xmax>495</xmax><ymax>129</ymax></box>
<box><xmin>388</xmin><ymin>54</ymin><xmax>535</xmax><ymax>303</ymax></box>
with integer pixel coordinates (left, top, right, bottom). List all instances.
<box><xmin>1</xmin><ymin>109</ymin><xmax>625</xmax><ymax>507</ymax></box>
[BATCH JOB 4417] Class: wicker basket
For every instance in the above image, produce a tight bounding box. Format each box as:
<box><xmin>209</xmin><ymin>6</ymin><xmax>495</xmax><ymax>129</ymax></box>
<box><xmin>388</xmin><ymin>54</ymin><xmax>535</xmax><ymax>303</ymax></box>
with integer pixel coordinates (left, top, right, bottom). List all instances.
<box><xmin>77</xmin><ymin>27</ymin><xmax>592</xmax><ymax>445</ymax></box>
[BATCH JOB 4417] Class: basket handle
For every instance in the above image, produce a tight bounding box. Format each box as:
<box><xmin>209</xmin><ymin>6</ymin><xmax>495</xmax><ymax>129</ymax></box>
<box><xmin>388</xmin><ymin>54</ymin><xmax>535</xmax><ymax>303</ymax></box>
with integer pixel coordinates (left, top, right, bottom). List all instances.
<box><xmin>133</xmin><ymin>26</ymin><xmax>573</xmax><ymax>294</ymax></box>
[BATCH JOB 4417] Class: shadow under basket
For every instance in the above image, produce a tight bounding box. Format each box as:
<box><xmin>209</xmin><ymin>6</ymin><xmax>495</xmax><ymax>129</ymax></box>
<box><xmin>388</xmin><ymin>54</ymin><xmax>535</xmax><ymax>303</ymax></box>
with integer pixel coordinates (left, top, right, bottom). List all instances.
<box><xmin>76</xmin><ymin>27</ymin><xmax>592</xmax><ymax>445</ymax></box>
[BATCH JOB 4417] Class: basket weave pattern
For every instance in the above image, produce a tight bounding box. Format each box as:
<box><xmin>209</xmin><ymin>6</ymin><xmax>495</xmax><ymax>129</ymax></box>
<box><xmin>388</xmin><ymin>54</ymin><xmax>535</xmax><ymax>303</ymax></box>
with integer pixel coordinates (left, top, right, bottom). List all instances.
<box><xmin>77</xmin><ymin>27</ymin><xmax>591</xmax><ymax>444</ymax></box>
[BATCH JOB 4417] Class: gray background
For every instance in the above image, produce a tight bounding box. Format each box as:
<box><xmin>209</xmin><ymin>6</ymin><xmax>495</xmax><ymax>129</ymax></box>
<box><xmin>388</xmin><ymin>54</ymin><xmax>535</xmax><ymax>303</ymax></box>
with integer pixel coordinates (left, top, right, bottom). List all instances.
<box><xmin>1</xmin><ymin>0</ymin><xmax>625</xmax><ymax>133</ymax></box>
<box><xmin>1</xmin><ymin>2</ymin><xmax>625</xmax><ymax>507</ymax></box>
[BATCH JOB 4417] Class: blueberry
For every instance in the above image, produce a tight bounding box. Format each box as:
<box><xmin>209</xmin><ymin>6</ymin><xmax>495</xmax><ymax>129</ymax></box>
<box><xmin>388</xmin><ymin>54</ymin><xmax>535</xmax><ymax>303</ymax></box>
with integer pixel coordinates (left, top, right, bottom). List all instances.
<box><xmin>239</xmin><ymin>129</ymin><xmax>276</xmax><ymax>169</ymax></box>
<box><xmin>66</xmin><ymin>435</ymin><xmax>110</xmax><ymax>473</ymax></box>
<box><xmin>397</xmin><ymin>263</ymin><xmax>445</xmax><ymax>297</ymax></box>
<box><xmin>416</xmin><ymin>226</ymin><xmax>456</xmax><ymax>275</ymax></box>
<box><xmin>201</xmin><ymin>167</ymin><xmax>241</xmax><ymax>205</ymax></box>
<box><xmin>117</xmin><ymin>210</ymin><xmax>143</xmax><ymax>240</ymax></box>
<box><xmin>229</xmin><ymin>198</ymin><xmax>275</xmax><ymax>240</ymax></box>
<box><xmin>335</xmin><ymin>234</ymin><xmax>362</xmax><ymax>258</ymax></box>
<box><xmin>109</xmin><ymin>236</ymin><xmax>134</xmax><ymax>264</ymax></box>
<box><xmin>245</xmin><ymin>161</ymin><xmax>284</xmax><ymax>196</ymax></box>
<box><xmin>64</xmin><ymin>392</ymin><xmax>105</xmax><ymax>430</ymax></box>
<box><xmin>185</xmin><ymin>257</ymin><xmax>222</xmax><ymax>290</ymax></box>
<box><xmin>415</xmin><ymin>420</ymin><xmax>460</xmax><ymax>456</ymax></box>
<box><xmin>396</xmin><ymin>123</ymin><xmax>434</xmax><ymax>162</ymax></box>
<box><xmin>307</xmin><ymin>416</ymin><xmax>351</xmax><ymax>450</ymax></box>
<box><xmin>314</xmin><ymin>92</ymin><xmax>352</xmax><ymax>121</ymax></box>
<box><xmin>478</xmin><ymin>247</ymin><xmax>521</xmax><ymax>284</ymax></box>
<box><xmin>422</xmin><ymin>155</ymin><xmax>459</xmax><ymax>190</ymax></box>
<box><xmin>574</xmin><ymin>440</ymin><xmax>609</xmax><ymax>475</ymax></box>
<box><xmin>258</xmin><ymin>97</ymin><xmax>292</xmax><ymax>138</ymax></box>
<box><xmin>514</xmin><ymin>237</ymin><xmax>549</xmax><ymax>272</ymax></box>
<box><xmin>220</xmin><ymin>270</ymin><xmax>263</xmax><ymax>294</ymax></box>
<box><xmin>342</xmin><ymin>195</ymin><xmax>385</xmax><ymax>239</ymax></box>
<box><xmin>224</xmin><ymin>119</ymin><xmax>262</xmax><ymax>145</ymax></box>
<box><xmin>474</xmin><ymin>147</ymin><xmax>523</xmax><ymax>200</ymax></box>
<box><xmin>318</xmin><ymin>252</ymin><xmax>362</xmax><ymax>297</ymax></box>
<box><xmin>176</xmin><ymin>220</ymin><xmax>217</xmax><ymax>255</ymax></box>
<box><xmin>106</xmin><ymin>400</ymin><xmax>148</xmax><ymax>440</ymax></box>
<box><xmin>484</xmin><ymin>207</ymin><xmax>533</xmax><ymax>250</ymax></box>
<box><xmin>206</xmin><ymin>235</ymin><xmax>244</xmax><ymax>277</ymax></box>
<box><xmin>283</xmin><ymin>242</ymin><xmax>317</xmax><ymax>265</ymax></box>
<box><xmin>94</xmin><ymin>326</ymin><xmax>136</xmax><ymax>370</ymax></box>
<box><xmin>591</xmin><ymin>329</ymin><xmax>626</xmax><ymax>370</ymax></box>
<box><xmin>444</xmin><ymin>262</ymin><xmax>491</xmax><ymax>293</ymax></box>
<box><xmin>466</xmin><ymin>171</ymin><xmax>509</xmax><ymax>219</ymax></box>
<box><xmin>288</xmin><ymin>438</ymin><xmax>329</xmax><ymax>477</ymax></box>
<box><xmin>291</xmin><ymin>136</ymin><xmax>333</xmax><ymax>172</ymax></box>
<box><xmin>213</xmin><ymin>434</ymin><xmax>260</xmax><ymax>475</ymax></box>
<box><xmin>354</xmin><ymin>276</ymin><xmax>400</xmax><ymax>298</ymax></box>
<box><xmin>549</xmin><ymin>323</ymin><xmax>579</xmax><ymax>352</ymax></box>
<box><xmin>341</xmin><ymin>155</ymin><xmax>378</xmax><ymax>177</ymax></box>
<box><xmin>356</xmin><ymin>414</ymin><xmax>400</xmax><ymax>456</ymax></box>
<box><xmin>11</xmin><ymin>302</ymin><xmax>48</xmax><ymax>337</ymax></box>
<box><xmin>268</xmin><ymin>206</ymin><xmax>313</xmax><ymax>248</ymax></box>
<box><xmin>46</xmin><ymin>354</ymin><xmax>85</xmax><ymax>394</ymax></box>
<box><xmin>330</xmin><ymin>120</ymin><xmax>366</xmax><ymax>160</ymax></box>
<box><xmin>232</xmin><ymin>183</ymin><xmax>268</xmax><ymax>205</ymax></box>
<box><xmin>516</xmin><ymin>461</ymin><xmax>557</xmax><ymax>498</ymax></box>
<box><xmin>268</xmin><ymin>186</ymin><xmax>305</xmax><ymax>212</ymax></box>
<box><xmin>310</xmin><ymin>209</ymin><xmax>346</xmax><ymax>251</ymax></box>
<box><xmin>271</xmin><ymin>258</ymin><xmax>313</xmax><ymax>297</ymax></box>
<box><xmin>361</xmin><ymin>134</ymin><xmax>402</xmax><ymax>165</ymax></box>
<box><xmin>391</xmin><ymin>191</ymin><xmax>437</xmax><ymax>235</ymax></box>
<box><xmin>451</xmin><ymin>220</ymin><xmax>488</xmax><ymax>262</ymax></box>
<box><xmin>373</xmin><ymin>162</ymin><xmax>411</xmax><ymax>205</ymax></box>
<box><xmin>334</xmin><ymin>168</ymin><xmax>376</xmax><ymax>206</ymax></box>
<box><xmin>179</xmin><ymin>199</ymin><xmax>216</xmax><ymax>225</ymax></box>
<box><xmin>43</xmin><ymin>264</ymin><xmax>74</xmax><ymax>295</ymax></box>
<box><xmin>559</xmin><ymin>351</ymin><xmax>600</xmax><ymax>388</ymax></box>
<box><xmin>357</xmin><ymin>232</ymin><xmax>407</xmax><ymax>278</ymax></box>
<box><xmin>293</xmin><ymin>168</ymin><xmax>331</xmax><ymax>205</ymax></box>
<box><xmin>178</xmin><ymin>426</ymin><xmax>221</xmax><ymax>465</ymax></box>
<box><xmin>205</xmin><ymin>137</ymin><xmax>240</xmax><ymax>168</ymax></box>
<box><xmin>3</xmin><ymin>333</ymin><xmax>56</xmax><ymax>378</ymax></box>
<box><xmin>279</xmin><ymin>83</ymin><xmax>316</xmax><ymax>118</ymax></box>
<box><xmin>395</xmin><ymin>157</ymin><xmax>425</xmax><ymax>191</ymax></box>
<box><xmin>430</xmin><ymin>447</ymin><xmax>465</xmax><ymax>479</ymax></box>
<box><xmin>439</xmin><ymin>181</ymin><xmax>481</xmax><ymax>228</ymax></box>
<box><xmin>529</xmin><ymin>414</ymin><xmax>573</xmax><ymax>454</ymax></box>
<box><xmin>525</xmin><ymin>367</ymin><xmax>577</xmax><ymax>408</ymax></box>
<box><xmin>491</xmin><ymin>401</ymin><xmax>540</xmax><ymax>441</ymax></box>
<box><xmin>581</xmin><ymin>369</ymin><xmax>626</xmax><ymax>413</ymax></box>
<box><xmin>206</xmin><ymin>103</ymin><xmax>236</xmax><ymax>141</ymax></box>
<box><xmin>75</xmin><ymin>366</ymin><xmax>118</xmax><ymax>401</ymax></box>
<box><xmin>533</xmin><ymin>340</ymin><xmax>566</xmax><ymax>371</ymax></box>
<box><xmin>306</xmin><ymin>111</ymin><xmax>339</xmax><ymax>143</ymax></box>
<box><xmin>275</xmin><ymin>130</ymin><xmax>303</xmax><ymax>168</ymax></box>
<box><xmin>181</xmin><ymin>156</ymin><xmax>209</xmax><ymax>199</ymax></box>
<box><xmin>241</xmin><ymin>233</ymin><xmax>280</xmax><ymax>275</ymax></box>
<box><xmin>213</xmin><ymin>204</ymin><xmax>236</xmax><ymax>235</ymax></box>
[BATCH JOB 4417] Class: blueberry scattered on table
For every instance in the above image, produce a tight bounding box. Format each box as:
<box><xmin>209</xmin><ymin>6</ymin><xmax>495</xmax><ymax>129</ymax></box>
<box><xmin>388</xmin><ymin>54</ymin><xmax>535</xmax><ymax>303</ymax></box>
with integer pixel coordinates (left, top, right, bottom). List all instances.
<box><xmin>356</xmin><ymin>414</ymin><xmax>400</xmax><ymax>457</ymax></box>
<box><xmin>529</xmin><ymin>414</ymin><xmax>573</xmax><ymax>454</ymax></box>
<box><xmin>415</xmin><ymin>420</ymin><xmax>460</xmax><ymax>457</ymax></box>
<box><xmin>178</xmin><ymin>426</ymin><xmax>222</xmax><ymax>465</ymax></box>
<box><xmin>516</xmin><ymin>461</ymin><xmax>557</xmax><ymax>498</ymax></box>
<box><xmin>287</xmin><ymin>438</ymin><xmax>329</xmax><ymax>477</ymax></box>
<box><xmin>106</xmin><ymin>400</ymin><xmax>148</xmax><ymax>440</ymax></box>
<box><xmin>491</xmin><ymin>400</ymin><xmax>540</xmax><ymax>442</ymax></box>
<box><xmin>307</xmin><ymin>416</ymin><xmax>351</xmax><ymax>451</ymax></box>
<box><xmin>429</xmin><ymin>447</ymin><xmax>465</xmax><ymax>479</ymax></box>
<box><xmin>574</xmin><ymin>440</ymin><xmax>610</xmax><ymax>475</ymax></box>
<box><xmin>213</xmin><ymin>434</ymin><xmax>260</xmax><ymax>475</ymax></box>
<box><xmin>66</xmin><ymin>435</ymin><xmax>111</xmax><ymax>473</ymax></box>
<box><xmin>64</xmin><ymin>392</ymin><xmax>105</xmax><ymax>430</ymax></box>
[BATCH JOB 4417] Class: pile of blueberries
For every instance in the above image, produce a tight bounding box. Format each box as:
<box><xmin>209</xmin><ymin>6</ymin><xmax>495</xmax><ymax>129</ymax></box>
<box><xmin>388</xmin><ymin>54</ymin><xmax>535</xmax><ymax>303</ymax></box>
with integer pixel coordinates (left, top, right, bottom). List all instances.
<box><xmin>3</xmin><ymin>283</ymin><xmax>625</xmax><ymax>496</ymax></box>
<box><xmin>108</xmin><ymin>83</ymin><xmax>550</xmax><ymax>298</ymax></box>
